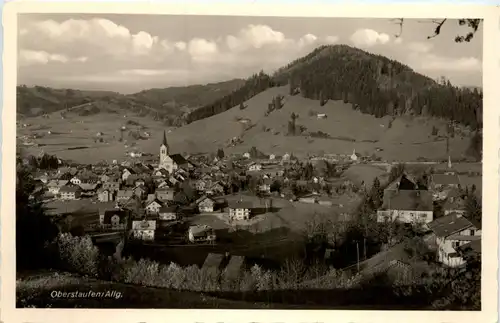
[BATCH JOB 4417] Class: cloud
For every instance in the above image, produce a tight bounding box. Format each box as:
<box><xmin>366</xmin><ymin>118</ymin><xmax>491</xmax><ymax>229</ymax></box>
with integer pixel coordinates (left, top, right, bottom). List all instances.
<box><xmin>226</xmin><ymin>24</ymin><xmax>287</xmax><ymax>52</ymax></box>
<box><xmin>19</xmin><ymin>18</ymin><xmax>167</xmax><ymax>58</ymax></box>
<box><xmin>323</xmin><ymin>36</ymin><xmax>340</xmax><ymax>44</ymax></box>
<box><xmin>350</xmin><ymin>29</ymin><xmax>390</xmax><ymax>48</ymax></box>
<box><xmin>407</xmin><ymin>41</ymin><xmax>433</xmax><ymax>53</ymax></box>
<box><xmin>19</xmin><ymin>49</ymin><xmax>87</xmax><ymax>66</ymax></box>
<box><xmin>188</xmin><ymin>38</ymin><xmax>218</xmax><ymax>60</ymax></box>
<box><xmin>416</xmin><ymin>54</ymin><xmax>481</xmax><ymax>72</ymax></box>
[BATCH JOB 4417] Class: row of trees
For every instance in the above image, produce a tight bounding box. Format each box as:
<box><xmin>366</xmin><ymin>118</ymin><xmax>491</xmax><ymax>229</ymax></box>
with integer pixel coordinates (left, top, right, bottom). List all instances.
<box><xmin>185</xmin><ymin>71</ymin><xmax>274</xmax><ymax>124</ymax></box>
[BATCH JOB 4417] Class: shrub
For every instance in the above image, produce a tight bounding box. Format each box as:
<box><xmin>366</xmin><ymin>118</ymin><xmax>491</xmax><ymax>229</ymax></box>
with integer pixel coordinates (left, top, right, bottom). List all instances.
<box><xmin>57</xmin><ymin>233</ymin><xmax>99</xmax><ymax>277</ymax></box>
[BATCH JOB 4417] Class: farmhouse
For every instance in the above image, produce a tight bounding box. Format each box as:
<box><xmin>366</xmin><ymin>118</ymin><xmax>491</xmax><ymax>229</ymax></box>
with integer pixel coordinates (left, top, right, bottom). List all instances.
<box><xmin>228</xmin><ymin>201</ymin><xmax>252</xmax><ymax>221</ymax></box>
<box><xmin>59</xmin><ymin>185</ymin><xmax>82</xmax><ymax>200</ymax></box>
<box><xmin>100</xmin><ymin>209</ymin><xmax>130</xmax><ymax>230</ymax></box>
<box><xmin>70</xmin><ymin>176</ymin><xmax>82</xmax><ymax>185</ymax></box>
<box><xmin>158</xmin><ymin>206</ymin><xmax>177</xmax><ymax>221</ymax></box>
<box><xmin>102</xmin><ymin>181</ymin><xmax>121</xmax><ymax>192</ymax></box>
<box><xmin>442</xmin><ymin>190</ymin><xmax>467</xmax><ymax>216</ymax></box>
<box><xmin>428</xmin><ymin>213</ymin><xmax>481</xmax><ymax>267</ymax></box>
<box><xmin>196</xmin><ymin>195</ymin><xmax>216</xmax><ymax>213</ymax></box>
<box><xmin>97</xmin><ymin>188</ymin><xmax>115</xmax><ymax>202</ymax></box>
<box><xmin>156</xmin><ymin>188</ymin><xmax>175</xmax><ymax>202</ymax></box>
<box><xmin>47</xmin><ymin>180</ymin><xmax>69</xmax><ymax>195</ymax></box>
<box><xmin>132</xmin><ymin>217</ymin><xmax>157</xmax><ymax>241</ymax></box>
<box><xmin>145</xmin><ymin>199</ymin><xmax>164</xmax><ymax>215</ymax></box>
<box><xmin>248</xmin><ymin>162</ymin><xmax>262</xmax><ymax>172</ymax></box>
<box><xmin>188</xmin><ymin>225</ymin><xmax>216</xmax><ymax>243</ymax></box>
<box><xmin>377</xmin><ymin>190</ymin><xmax>433</xmax><ymax>225</ymax></box>
<box><xmin>116</xmin><ymin>189</ymin><xmax>134</xmax><ymax>201</ymax></box>
<box><xmin>134</xmin><ymin>185</ymin><xmax>147</xmax><ymax>199</ymax></box>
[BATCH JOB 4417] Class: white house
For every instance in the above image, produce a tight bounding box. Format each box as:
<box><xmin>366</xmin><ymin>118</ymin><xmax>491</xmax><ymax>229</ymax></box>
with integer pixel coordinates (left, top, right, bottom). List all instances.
<box><xmin>188</xmin><ymin>225</ymin><xmax>216</xmax><ymax>243</ymax></box>
<box><xmin>70</xmin><ymin>176</ymin><xmax>82</xmax><ymax>185</ymax></box>
<box><xmin>428</xmin><ymin>213</ymin><xmax>481</xmax><ymax>267</ymax></box>
<box><xmin>377</xmin><ymin>190</ymin><xmax>434</xmax><ymax>226</ymax></box>
<box><xmin>59</xmin><ymin>185</ymin><xmax>82</xmax><ymax>200</ymax></box>
<box><xmin>243</xmin><ymin>152</ymin><xmax>251</xmax><ymax>159</ymax></box>
<box><xmin>196</xmin><ymin>195</ymin><xmax>216</xmax><ymax>213</ymax></box>
<box><xmin>122</xmin><ymin>169</ymin><xmax>133</xmax><ymax>182</ymax></box>
<box><xmin>228</xmin><ymin>200</ymin><xmax>252</xmax><ymax>221</ymax></box>
<box><xmin>158</xmin><ymin>206</ymin><xmax>177</xmax><ymax>221</ymax></box>
<box><xmin>145</xmin><ymin>199</ymin><xmax>163</xmax><ymax>215</ymax></box>
<box><xmin>248</xmin><ymin>162</ymin><xmax>262</xmax><ymax>172</ymax></box>
<box><xmin>132</xmin><ymin>218</ymin><xmax>156</xmax><ymax>241</ymax></box>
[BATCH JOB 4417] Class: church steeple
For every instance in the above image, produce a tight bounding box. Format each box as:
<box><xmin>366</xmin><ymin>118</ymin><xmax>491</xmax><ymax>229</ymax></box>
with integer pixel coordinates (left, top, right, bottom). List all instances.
<box><xmin>162</xmin><ymin>130</ymin><xmax>168</xmax><ymax>147</ymax></box>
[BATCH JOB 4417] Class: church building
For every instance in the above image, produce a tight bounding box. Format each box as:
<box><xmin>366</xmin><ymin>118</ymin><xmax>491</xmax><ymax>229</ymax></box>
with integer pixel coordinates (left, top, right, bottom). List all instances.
<box><xmin>158</xmin><ymin>130</ymin><xmax>189</xmax><ymax>174</ymax></box>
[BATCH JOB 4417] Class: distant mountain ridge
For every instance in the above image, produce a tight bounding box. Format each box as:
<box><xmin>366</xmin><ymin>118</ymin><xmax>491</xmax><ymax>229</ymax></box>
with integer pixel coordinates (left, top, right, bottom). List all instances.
<box><xmin>18</xmin><ymin>44</ymin><xmax>482</xmax><ymax>130</ymax></box>
<box><xmin>17</xmin><ymin>79</ymin><xmax>246</xmax><ymax>123</ymax></box>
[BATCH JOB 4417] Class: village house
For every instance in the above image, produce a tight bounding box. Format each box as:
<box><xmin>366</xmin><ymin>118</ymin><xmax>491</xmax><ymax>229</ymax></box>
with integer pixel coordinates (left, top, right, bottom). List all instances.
<box><xmin>100</xmin><ymin>209</ymin><xmax>130</xmax><ymax>230</ymax></box>
<box><xmin>59</xmin><ymin>185</ymin><xmax>82</xmax><ymax>200</ymax></box>
<box><xmin>196</xmin><ymin>195</ymin><xmax>216</xmax><ymax>213</ymax></box>
<box><xmin>98</xmin><ymin>188</ymin><xmax>115</xmax><ymax>202</ymax></box>
<box><xmin>134</xmin><ymin>185</ymin><xmax>148</xmax><ymax>199</ymax></box>
<box><xmin>134</xmin><ymin>178</ymin><xmax>146</xmax><ymax>187</ymax></box>
<box><xmin>428</xmin><ymin>213</ymin><xmax>481</xmax><ymax>267</ymax></box>
<box><xmin>228</xmin><ymin>200</ymin><xmax>252</xmax><ymax>221</ymax></box>
<box><xmin>377</xmin><ymin>190</ymin><xmax>434</xmax><ymax>226</ymax></box>
<box><xmin>100</xmin><ymin>174</ymin><xmax>110</xmax><ymax>183</ymax></box>
<box><xmin>156</xmin><ymin>187</ymin><xmax>175</xmax><ymax>202</ymax></box>
<box><xmin>102</xmin><ymin>181</ymin><xmax>121</xmax><ymax>192</ymax></box>
<box><xmin>47</xmin><ymin>179</ymin><xmax>69</xmax><ymax>195</ymax></box>
<box><xmin>122</xmin><ymin>168</ymin><xmax>134</xmax><ymax>182</ymax></box>
<box><xmin>131</xmin><ymin>217</ymin><xmax>157</xmax><ymax>241</ymax></box>
<box><xmin>258</xmin><ymin>178</ymin><xmax>272</xmax><ymax>193</ymax></box>
<box><xmin>206</xmin><ymin>182</ymin><xmax>225</xmax><ymax>196</ymax></box>
<box><xmin>188</xmin><ymin>225</ymin><xmax>217</xmax><ymax>243</ymax></box>
<box><xmin>248</xmin><ymin>162</ymin><xmax>262</xmax><ymax>172</ymax></box>
<box><xmin>145</xmin><ymin>199</ymin><xmax>164</xmax><ymax>215</ymax></box>
<box><xmin>156</xmin><ymin>179</ymin><xmax>170</xmax><ymax>189</ymax></box>
<box><xmin>70</xmin><ymin>176</ymin><xmax>82</xmax><ymax>185</ymax></box>
<box><xmin>153</xmin><ymin>168</ymin><xmax>169</xmax><ymax>178</ymax></box>
<box><xmin>116</xmin><ymin>189</ymin><xmax>134</xmax><ymax>202</ymax></box>
<box><xmin>146</xmin><ymin>194</ymin><xmax>156</xmax><ymax>203</ymax></box>
<box><xmin>158</xmin><ymin>206</ymin><xmax>178</xmax><ymax>221</ymax></box>
<box><xmin>442</xmin><ymin>190</ymin><xmax>467</xmax><ymax>216</ymax></box>
<box><xmin>431</xmin><ymin>173</ymin><xmax>461</xmax><ymax>199</ymax></box>
<box><xmin>79</xmin><ymin>182</ymin><xmax>99</xmax><ymax>193</ymax></box>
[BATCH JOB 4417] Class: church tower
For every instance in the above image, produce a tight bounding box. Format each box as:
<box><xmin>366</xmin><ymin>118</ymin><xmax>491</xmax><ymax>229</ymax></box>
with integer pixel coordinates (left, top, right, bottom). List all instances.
<box><xmin>159</xmin><ymin>130</ymin><xmax>169</xmax><ymax>167</ymax></box>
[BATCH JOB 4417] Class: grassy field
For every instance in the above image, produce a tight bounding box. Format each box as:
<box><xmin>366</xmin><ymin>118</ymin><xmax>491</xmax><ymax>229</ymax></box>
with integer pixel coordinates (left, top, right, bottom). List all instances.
<box><xmin>16</xmin><ymin>270</ymin><xmax>278</xmax><ymax>308</ymax></box>
<box><xmin>18</xmin><ymin>86</ymin><xmax>475</xmax><ymax>164</ymax></box>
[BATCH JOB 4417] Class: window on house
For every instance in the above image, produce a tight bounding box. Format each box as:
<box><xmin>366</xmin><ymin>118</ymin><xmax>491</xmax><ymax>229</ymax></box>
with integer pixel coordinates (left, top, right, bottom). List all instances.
<box><xmin>452</xmin><ymin>241</ymin><xmax>460</xmax><ymax>249</ymax></box>
<box><xmin>470</xmin><ymin>229</ymin><xmax>475</xmax><ymax>236</ymax></box>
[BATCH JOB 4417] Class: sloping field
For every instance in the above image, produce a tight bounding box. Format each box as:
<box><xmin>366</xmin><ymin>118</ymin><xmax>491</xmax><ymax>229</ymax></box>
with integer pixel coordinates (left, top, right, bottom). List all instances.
<box><xmin>18</xmin><ymin>86</ymin><xmax>473</xmax><ymax>163</ymax></box>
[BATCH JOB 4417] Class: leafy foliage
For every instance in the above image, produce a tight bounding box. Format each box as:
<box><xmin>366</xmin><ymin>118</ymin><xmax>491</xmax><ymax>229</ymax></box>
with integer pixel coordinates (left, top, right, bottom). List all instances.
<box><xmin>16</xmin><ymin>165</ymin><xmax>59</xmax><ymax>270</ymax></box>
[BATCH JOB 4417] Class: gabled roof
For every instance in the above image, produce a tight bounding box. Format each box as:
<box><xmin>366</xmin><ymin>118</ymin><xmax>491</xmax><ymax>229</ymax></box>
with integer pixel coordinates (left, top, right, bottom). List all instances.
<box><xmin>381</xmin><ymin>190</ymin><xmax>433</xmax><ymax>211</ymax></box>
<box><xmin>146</xmin><ymin>199</ymin><xmax>163</xmax><ymax>207</ymax></box>
<box><xmin>117</xmin><ymin>190</ymin><xmax>134</xmax><ymax>197</ymax></box>
<box><xmin>428</xmin><ymin>213</ymin><xmax>474</xmax><ymax>238</ymax></box>
<box><xmin>60</xmin><ymin>185</ymin><xmax>81</xmax><ymax>193</ymax></box>
<box><xmin>159</xmin><ymin>206</ymin><xmax>177</xmax><ymax>213</ymax></box>
<box><xmin>103</xmin><ymin>209</ymin><xmax>129</xmax><ymax>224</ymax></box>
<box><xmin>432</xmin><ymin>174</ymin><xmax>461</xmax><ymax>185</ymax></box>
<box><xmin>228</xmin><ymin>200</ymin><xmax>253</xmax><ymax>210</ymax></box>
<box><xmin>195</xmin><ymin>195</ymin><xmax>215</xmax><ymax>205</ymax></box>
<box><xmin>170</xmin><ymin>154</ymin><xmax>188</xmax><ymax>165</ymax></box>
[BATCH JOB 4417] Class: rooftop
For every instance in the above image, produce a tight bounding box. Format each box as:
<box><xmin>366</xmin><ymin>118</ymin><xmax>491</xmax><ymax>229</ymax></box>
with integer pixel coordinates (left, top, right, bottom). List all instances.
<box><xmin>381</xmin><ymin>190</ymin><xmax>433</xmax><ymax>211</ymax></box>
<box><xmin>428</xmin><ymin>213</ymin><xmax>474</xmax><ymax>238</ymax></box>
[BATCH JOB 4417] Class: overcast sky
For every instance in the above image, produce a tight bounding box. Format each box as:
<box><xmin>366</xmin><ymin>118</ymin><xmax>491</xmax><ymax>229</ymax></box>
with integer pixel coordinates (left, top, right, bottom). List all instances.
<box><xmin>18</xmin><ymin>14</ymin><xmax>483</xmax><ymax>94</ymax></box>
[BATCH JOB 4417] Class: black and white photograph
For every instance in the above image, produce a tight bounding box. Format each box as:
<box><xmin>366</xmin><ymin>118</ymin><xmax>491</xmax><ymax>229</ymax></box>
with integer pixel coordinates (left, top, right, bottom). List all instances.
<box><xmin>2</xmin><ymin>3</ymin><xmax>497</xmax><ymax>319</ymax></box>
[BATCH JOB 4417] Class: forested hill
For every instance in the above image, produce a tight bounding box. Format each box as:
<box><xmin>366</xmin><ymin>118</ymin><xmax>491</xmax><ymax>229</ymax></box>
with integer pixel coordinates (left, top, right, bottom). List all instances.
<box><xmin>273</xmin><ymin>44</ymin><xmax>483</xmax><ymax>130</ymax></box>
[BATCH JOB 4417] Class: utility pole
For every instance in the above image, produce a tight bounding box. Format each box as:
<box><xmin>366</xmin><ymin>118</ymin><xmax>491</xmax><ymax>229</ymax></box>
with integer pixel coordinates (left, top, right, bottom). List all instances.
<box><xmin>356</xmin><ymin>241</ymin><xmax>360</xmax><ymax>273</ymax></box>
